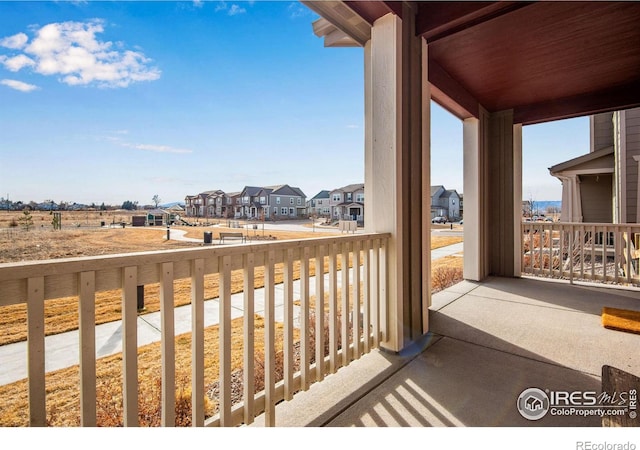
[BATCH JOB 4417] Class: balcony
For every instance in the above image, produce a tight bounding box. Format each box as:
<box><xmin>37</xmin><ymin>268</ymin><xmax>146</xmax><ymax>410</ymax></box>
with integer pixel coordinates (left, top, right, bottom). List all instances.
<box><xmin>249</xmin><ymin>276</ymin><xmax>640</xmax><ymax>427</ymax></box>
<box><xmin>521</xmin><ymin>222</ymin><xmax>640</xmax><ymax>287</ymax></box>
<box><xmin>0</xmin><ymin>232</ymin><xmax>390</xmax><ymax>427</ymax></box>
<box><xmin>2</xmin><ymin>230</ymin><xmax>639</xmax><ymax>428</ymax></box>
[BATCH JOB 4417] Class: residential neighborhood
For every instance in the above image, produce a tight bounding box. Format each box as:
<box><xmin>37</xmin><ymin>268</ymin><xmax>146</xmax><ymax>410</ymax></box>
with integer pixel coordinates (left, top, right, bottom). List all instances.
<box><xmin>185</xmin><ymin>184</ymin><xmax>307</xmax><ymax>220</ymax></box>
<box><xmin>184</xmin><ymin>182</ymin><xmax>464</xmax><ymax>225</ymax></box>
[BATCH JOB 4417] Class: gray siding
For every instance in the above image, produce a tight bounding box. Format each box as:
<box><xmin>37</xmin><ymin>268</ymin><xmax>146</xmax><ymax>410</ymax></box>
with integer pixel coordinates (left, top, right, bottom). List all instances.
<box><xmin>580</xmin><ymin>174</ymin><xmax>613</xmax><ymax>222</ymax></box>
<box><xmin>625</xmin><ymin>109</ymin><xmax>640</xmax><ymax>223</ymax></box>
<box><xmin>592</xmin><ymin>112</ymin><xmax>614</xmax><ymax>151</ymax></box>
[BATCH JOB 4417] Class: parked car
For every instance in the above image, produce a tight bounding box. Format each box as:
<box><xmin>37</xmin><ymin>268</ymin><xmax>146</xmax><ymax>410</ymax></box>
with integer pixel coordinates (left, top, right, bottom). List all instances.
<box><xmin>432</xmin><ymin>216</ymin><xmax>446</xmax><ymax>224</ymax></box>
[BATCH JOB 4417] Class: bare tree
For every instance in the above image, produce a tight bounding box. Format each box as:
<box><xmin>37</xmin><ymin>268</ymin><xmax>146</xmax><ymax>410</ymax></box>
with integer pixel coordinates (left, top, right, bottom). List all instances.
<box><xmin>152</xmin><ymin>194</ymin><xmax>162</xmax><ymax>208</ymax></box>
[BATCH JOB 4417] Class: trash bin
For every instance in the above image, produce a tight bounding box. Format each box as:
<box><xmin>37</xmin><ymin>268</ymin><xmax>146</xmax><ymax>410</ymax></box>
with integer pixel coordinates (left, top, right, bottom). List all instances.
<box><xmin>204</xmin><ymin>231</ymin><xmax>212</xmax><ymax>244</ymax></box>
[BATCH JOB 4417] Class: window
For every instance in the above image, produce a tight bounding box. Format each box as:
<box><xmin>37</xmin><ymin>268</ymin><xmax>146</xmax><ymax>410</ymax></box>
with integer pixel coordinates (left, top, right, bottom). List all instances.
<box><xmin>260</xmin><ymin>196</ymin><xmax>266</xmax><ymax>204</ymax></box>
<box><xmin>332</xmin><ymin>194</ymin><xmax>341</xmax><ymax>202</ymax></box>
<box><xmin>289</xmin><ymin>207</ymin><xmax>294</xmax><ymax>215</ymax></box>
<box><xmin>297</xmin><ymin>198</ymin><xmax>301</xmax><ymax>205</ymax></box>
<box><xmin>356</xmin><ymin>193</ymin><xmax>364</xmax><ymax>202</ymax></box>
<box><xmin>274</xmin><ymin>207</ymin><xmax>278</xmax><ymax>215</ymax></box>
<box><xmin>276</xmin><ymin>197</ymin><xmax>281</xmax><ymax>204</ymax></box>
<box><xmin>281</xmin><ymin>207</ymin><xmax>287</xmax><ymax>215</ymax></box>
<box><xmin>290</xmin><ymin>197</ymin><xmax>294</xmax><ymax>204</ymax></box>
<box><xmin>347</xmin><ymin>193</ymin><xmax>352</xmax><ymax>201</ymax></box>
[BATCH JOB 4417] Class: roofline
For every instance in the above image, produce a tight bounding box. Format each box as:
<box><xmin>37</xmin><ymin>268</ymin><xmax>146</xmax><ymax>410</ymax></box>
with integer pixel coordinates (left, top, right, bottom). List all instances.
<box><xmin>548</xmin><ymin>146</ymin><xmax>614</xmax><ymax>174</ymax></box>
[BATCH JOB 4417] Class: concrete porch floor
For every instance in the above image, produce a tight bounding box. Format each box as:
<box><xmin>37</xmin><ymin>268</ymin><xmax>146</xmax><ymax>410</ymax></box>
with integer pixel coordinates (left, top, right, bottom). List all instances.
<box><xmin>251</xmin><ymin>276</ymin><xmax>640</xmax><ymax>427</ymax></box>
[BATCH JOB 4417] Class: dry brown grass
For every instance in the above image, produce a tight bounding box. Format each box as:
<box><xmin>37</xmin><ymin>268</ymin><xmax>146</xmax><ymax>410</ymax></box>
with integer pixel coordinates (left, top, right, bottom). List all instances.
<box><xmin>431</xmin><ymin>256</ymin><xmax>464</xmax><ymax>292</ymax></box>
<box><xmin>0</xmin><ymin>227</ymin><xmax>461</xmax><ymax>346</ymax></box>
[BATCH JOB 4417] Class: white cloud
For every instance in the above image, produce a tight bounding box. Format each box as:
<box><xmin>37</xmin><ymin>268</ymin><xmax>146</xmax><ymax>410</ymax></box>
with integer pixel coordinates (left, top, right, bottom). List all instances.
<box><xmin>193</xmin><ymin>0</ymin><xmax>204</xmax><ymax>7</ymax></box>
<box><xmin>127</xmin><ymin>143</ymin><xmax>193</xmax><ymax>154</ymax></box>
<box><xmin>214</xmin><ymin>2</ymin><xmax>247</xmax><ymax>16</ymax></box>
<box><xmin>1</xmin><ymin>79</ymin><xmax>39</xmax><ymax>92</ymax></box>
<box><xmin>3</xmin><ymin>54</ymin><xmax>35</xmax><ymax>71</ymax></box>
<box><xmin>228</xmin><ymin>4</ymin><xmax>246</xmax><ymax>16</ymax></box>
<box><xmin>0</xmin><ymin>20</ymin><xmax>160</xmax><ymax>88</ymax></box>
<box><xmin>106</xmin><ymin>135</ymin><xmax>193</xmax><ymax>154</ymax></box>
<box><xmin>288</xmin><ymin>2</ymin><xmax>311</xmax><ymax>19</ymax></box>
<box><xmin>0</xmin><ymin>32</ymin><xmax>28</xmax><ymax>50</ymax></box>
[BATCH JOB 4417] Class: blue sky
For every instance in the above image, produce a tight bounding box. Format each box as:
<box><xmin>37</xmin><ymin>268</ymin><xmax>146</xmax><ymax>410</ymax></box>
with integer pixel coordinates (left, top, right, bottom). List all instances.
<box><xmin>0</xmin><ymin>1</ymin><xmax>589</xmax><ymax>206</ymax></box>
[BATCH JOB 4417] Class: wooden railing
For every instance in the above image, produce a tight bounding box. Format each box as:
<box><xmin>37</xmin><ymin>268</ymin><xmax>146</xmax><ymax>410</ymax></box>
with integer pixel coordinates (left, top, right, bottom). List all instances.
<box><xmin>521</xmin><ymin>222</ymin><xmax>640</xmax><ymax>286</ymax></box>
<box><xmin>0</xmin><ymin>232</ymin><xmax>390</xmax><ymax>427</ymax></box>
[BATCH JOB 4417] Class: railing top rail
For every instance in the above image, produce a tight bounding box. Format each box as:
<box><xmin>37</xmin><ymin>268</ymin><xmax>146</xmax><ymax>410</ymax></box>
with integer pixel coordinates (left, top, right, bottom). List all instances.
<box><xmin>521</xmin><ymin>221</ymin><xmax>640</xmax><ymax>228</ymax></box>
<box><xmin>0</xmin><ymin>232</ymin><xmax>391</xmax><ymax>281</ymax></box>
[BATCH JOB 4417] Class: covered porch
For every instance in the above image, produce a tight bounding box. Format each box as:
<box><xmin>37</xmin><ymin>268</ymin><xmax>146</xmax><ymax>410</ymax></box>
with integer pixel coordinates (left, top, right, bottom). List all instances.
<box><xmin>251</xmin><ymin>276</ymin><xmax>640</xmax><ymax>427</ymax></box>
<box><xmin>1</xmin><ymin>1</ymin><xmax>640</xmax><ymax>431</ymax></box>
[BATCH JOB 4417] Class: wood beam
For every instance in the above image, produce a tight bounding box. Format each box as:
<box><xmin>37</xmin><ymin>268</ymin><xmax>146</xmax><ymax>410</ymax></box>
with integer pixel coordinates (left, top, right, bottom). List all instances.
<box><xmin>428</xmin><ymin>60</ymin><xmax>479</xmax><ymax>120</ymax></box>
<box><xmin>344</xmin><ymin>1</ymin><xmax>398</xmax><ymax>25</ymax></box>
<box><xmin>514</xmin><ymin>82</ymin><xmax>640</xmax><ymax>126</ymax></box>
<box><xmin>416</xmin><ymin>1</ymin><xmax>534</xmax><ymax>42</ymax></box>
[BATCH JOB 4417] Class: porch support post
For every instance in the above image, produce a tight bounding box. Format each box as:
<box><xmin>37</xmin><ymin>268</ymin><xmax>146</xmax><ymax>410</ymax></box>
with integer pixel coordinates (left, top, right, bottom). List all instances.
<box><xmin>365</xmin><ymin>7</ymin><xmax>430</xmax><ymax>352</ymax></box>
<box><xmin>463</xmin><ymin>108</ymin><xmax>489</xmax><ymax>281</ymax></box>
<box><xmin>464</xmin><ymin>109</ymin><xmax>522</xmax><ymax>279</ymax></box>
<box><xmin>488</xmin><ymin>110</ymin><xmax>520</xmax><ymax>277</ymax></box>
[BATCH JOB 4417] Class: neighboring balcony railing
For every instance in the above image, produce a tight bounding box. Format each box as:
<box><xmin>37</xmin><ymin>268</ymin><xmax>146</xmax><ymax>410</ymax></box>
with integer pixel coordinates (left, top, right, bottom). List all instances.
<box><xmin>0</xmin><ymin>232</ymin><xmax>389</xmax><ymax>427</ymax></box>
<box><xmin>521</xmin><ymin>221</ymin><xmax>640</xmax><ymax>286</ymax></box>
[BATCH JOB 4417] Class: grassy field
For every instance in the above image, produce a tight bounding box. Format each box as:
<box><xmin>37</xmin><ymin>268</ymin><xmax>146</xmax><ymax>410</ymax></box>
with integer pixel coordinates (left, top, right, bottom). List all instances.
<box><xmin>0</xmin><ymin>211</ymin><xmax>464</xmax><ymax>426</ymax></box>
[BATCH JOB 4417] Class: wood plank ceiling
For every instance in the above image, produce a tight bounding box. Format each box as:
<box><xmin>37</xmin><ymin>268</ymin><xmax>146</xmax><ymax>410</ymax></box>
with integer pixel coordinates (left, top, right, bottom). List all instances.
<box><xmin>344</xmin><ymin>1</ymin><xmax>640</xmax><ymax>125</ymax></box>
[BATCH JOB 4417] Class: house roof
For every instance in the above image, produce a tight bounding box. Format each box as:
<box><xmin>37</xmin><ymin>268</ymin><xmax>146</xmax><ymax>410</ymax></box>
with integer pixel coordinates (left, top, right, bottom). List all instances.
<box><xmin>311</xmin><ymin>190</ymin><xmax>331</xmax><ymax>200</ymax></box>
<box><xmin>304</xmin><ymin>1</ymin><xmax>640</xmax><ymax>125</ymax></box>
<box><xmin>271</xmin><ymin>184</ymin><xmax>306</xmax><ymax>198</ymax></box>
<box><xmin>430</xmin><ymin>185</ymin><xmax>445</xmax><ymax>197</ymax></box>
<box><xmin>242</xmin><ymin>186</ymin><xmax>263</xmax><ymax>196</ymax></box>
<box><xmin>442</xmin><ymin>190</ymin><xmax>459</xmax><ymax>199</ymax></box>
<box><xmin>548</xmin><ymin>146</ymin><xmax>615</xmax><ymax>174</ymax></box>
<box><xmin>334</xmin><ymin>183</ymin><xmax>364</xmax><ymax>193</ymax></box>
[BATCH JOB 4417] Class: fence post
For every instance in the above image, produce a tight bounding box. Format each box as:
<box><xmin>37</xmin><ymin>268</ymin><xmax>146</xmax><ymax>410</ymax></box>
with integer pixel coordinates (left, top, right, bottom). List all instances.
<box><xmin>137</xmin><ymin>285</ymin><xmax>145</xmax><ymax>310</ymax></box>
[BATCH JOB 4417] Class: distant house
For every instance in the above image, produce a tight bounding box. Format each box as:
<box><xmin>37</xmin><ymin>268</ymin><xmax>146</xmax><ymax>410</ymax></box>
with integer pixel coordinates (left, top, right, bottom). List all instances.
<box><xmin>268</xmin><ymin>185</ymin><xmax>307</xmax><ymax>220</ymax></box>
<box><xmin>184</xmin><ymin>190</ymin><xmax>234</xmax><ymax>219</ymax></box>
<box><xmin>307</xmin><ymin>190</ymin><xmax>331</xmax><ymax>217</ymax></box>
<box><xmin>549</xmin><ymin>108</ymin><xmax>640</xmax><ymax>223</ymax></box>
<box><xmin>234</xmin><ymin>184</ymin><xmax>307</xmax><ymax>220</ymax></box>
<box><xmin>237</xmin><ymin>186</ymin><xmax>265</xmax><ymax>219</ymax></box>
<box><xmin>430</xmin><ymin>185</ymin><xmax>461</xmax><ymax>221</ymax></box>
<box><xmin>330</xmin><ymin>183</ymin><xmax>365</xmax><ymax>223</ymax></box>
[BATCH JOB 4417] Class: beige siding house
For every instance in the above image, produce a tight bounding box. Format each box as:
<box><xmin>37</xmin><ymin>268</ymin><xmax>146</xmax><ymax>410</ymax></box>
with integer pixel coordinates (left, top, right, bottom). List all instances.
<box><xmin>329</xmin><ymin>183</ymin><xmax>365</xmax><ymax>223</ymax></box>
<box><xmin>550</xmin><ymin>108</ymin><xmax>640</xmax><ymax>223</ymax></box>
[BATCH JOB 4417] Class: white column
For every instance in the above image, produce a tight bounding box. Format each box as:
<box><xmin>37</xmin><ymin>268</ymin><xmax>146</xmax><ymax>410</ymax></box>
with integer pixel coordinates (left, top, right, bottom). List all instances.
<box><xmin>368</xmin><ymin>13</ymin><xmax>403</xmax><ymax>351</ymax></box>
<box><xmin>463</xmin><ymin>107</ymin><xmax>489</xmax><ymax>281</ymax></box>
<box><xmin>365</xmin><ymin>9</ymin><xmax>429</xmax><ymax>351</ymax></box>
<box><xmin>513</xmin><ymin>123</ymin><xmax>523</xmax><ymax>277</ymax></box>
<box><xmin>613</xmin><ymin>110</ymin><xmax>627</xmax><ymax>223</ymax></box>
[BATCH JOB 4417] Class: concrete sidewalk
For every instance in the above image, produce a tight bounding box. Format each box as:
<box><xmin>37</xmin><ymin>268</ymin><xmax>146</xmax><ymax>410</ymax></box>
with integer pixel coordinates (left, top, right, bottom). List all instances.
<box><xmin>0</xmin><ymin>242</ymin><xmax>465</xmax><ymax>386</ymax></box>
